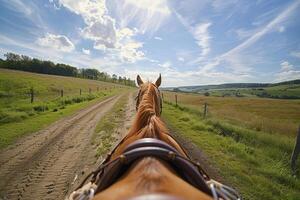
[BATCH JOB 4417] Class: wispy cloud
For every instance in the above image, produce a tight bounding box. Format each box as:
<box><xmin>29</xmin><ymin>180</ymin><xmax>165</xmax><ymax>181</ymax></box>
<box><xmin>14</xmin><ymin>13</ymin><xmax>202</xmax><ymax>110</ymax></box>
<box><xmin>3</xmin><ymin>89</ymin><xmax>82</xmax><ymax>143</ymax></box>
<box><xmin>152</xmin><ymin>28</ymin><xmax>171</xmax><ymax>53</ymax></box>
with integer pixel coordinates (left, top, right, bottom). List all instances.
<box><xmin>174</xmin><ymin>12</ymin><xmax>212</xmax><ymax>61</ymax></box>
<box><xmin>199</xmin><ymin>0</ymin><xmax>300</xmax><ymax>77</ymax></box>
<box><xmin>193</xmin><ymin>22</ymin><xmax>212</xmax><ymax>57</ymax></box>
<box><xmin>275</xmin><ymin>61</ymin><xmax>300</xmax><ymax>81</ymax></box>
<box><xmin>36</xmin><ymin>33</ymin><xmax>74</xmax><ymax>52</ymax></box>
<box><xmin>223</xmin><ymin>0</ymin><xmax>300</xmax><ymax>57</ymax></box>
<box><xmin>82</xmin><ymin>48</ymin><xmax>90</xmax><ymax>55</ymax></box>
<box><xmin>290</xmin><ymin>51</ymin><xmax>300</xmax><ymax>58</ymax></box>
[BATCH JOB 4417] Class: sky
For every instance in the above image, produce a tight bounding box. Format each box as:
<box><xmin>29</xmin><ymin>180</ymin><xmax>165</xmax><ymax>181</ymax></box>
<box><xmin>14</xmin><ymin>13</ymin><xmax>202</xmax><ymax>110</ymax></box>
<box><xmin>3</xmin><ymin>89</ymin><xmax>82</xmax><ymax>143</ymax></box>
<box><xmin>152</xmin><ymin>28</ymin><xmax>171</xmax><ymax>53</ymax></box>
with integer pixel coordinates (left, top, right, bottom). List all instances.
<box><xmin>0</xmin><ymin>0</ymin><xmax>300</xmax><ymax>87</ymax></box>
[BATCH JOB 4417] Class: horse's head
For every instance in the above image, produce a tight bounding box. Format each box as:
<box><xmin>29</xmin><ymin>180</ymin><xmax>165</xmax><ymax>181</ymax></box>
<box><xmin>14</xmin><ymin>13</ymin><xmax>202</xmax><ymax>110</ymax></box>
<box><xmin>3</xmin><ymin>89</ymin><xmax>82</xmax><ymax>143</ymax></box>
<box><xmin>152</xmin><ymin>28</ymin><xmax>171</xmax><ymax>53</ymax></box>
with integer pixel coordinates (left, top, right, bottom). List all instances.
<box><xmin>135</xmin><ymin>74</ymin><xmax>162</xmax><ymax>116</ymax></box>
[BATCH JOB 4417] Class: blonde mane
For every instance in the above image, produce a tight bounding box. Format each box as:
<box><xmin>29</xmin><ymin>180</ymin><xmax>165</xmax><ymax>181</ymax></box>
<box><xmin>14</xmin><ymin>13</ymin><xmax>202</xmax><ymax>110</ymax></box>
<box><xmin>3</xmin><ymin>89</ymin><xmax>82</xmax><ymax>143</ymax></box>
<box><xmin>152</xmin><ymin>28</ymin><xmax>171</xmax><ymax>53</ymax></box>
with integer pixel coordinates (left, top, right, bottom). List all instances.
<box><xmin>111</xmin><ymin>82</ymin><xmax>186</xmax><ymax>159</ymax></box>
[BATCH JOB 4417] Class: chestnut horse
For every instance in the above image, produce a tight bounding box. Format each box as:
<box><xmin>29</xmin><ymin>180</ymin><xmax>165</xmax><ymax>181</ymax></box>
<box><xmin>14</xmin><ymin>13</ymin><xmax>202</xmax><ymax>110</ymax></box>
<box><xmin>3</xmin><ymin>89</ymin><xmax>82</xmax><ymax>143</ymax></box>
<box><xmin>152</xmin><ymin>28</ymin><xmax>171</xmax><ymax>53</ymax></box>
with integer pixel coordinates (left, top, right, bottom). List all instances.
<box><xmin>70</xmin><ymin>75</ymin><xmax>240</xmax><ymax>200</ymax></box>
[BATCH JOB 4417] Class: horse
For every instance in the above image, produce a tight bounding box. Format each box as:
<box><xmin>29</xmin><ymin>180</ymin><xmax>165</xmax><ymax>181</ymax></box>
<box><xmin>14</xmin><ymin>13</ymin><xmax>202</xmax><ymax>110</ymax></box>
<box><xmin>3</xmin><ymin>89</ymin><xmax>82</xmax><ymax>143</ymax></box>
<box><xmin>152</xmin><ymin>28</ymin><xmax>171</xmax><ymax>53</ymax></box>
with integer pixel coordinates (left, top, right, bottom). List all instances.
<box><xmin>69</xmin><ymin>74</ymin><xmax>240</xmax><ymax>200</ymax></box>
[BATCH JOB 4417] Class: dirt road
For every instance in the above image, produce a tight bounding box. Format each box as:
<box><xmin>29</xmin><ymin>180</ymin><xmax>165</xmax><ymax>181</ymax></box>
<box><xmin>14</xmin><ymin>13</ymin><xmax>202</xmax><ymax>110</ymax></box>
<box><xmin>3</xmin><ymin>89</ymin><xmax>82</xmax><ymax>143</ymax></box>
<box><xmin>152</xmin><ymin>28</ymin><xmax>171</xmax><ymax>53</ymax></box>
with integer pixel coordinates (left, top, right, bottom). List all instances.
<box><xmin>0</xmin><ymin>95</ymin><xmax>122</xmax><ymax>200</ymax></box>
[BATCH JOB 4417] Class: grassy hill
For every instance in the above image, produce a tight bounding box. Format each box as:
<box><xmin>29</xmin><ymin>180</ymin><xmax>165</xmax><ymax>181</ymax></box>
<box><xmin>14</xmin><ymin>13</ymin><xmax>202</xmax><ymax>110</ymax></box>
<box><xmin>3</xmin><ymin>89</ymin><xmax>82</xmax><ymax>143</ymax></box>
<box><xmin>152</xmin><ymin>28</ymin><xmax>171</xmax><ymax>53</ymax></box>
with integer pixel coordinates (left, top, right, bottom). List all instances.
<box><xmin>0</xmin><ymin>68</ymin><xmax>132</xmax><ymax>148</ymax></box>
<box><xmin>165</xmin><ymin>79</ymin><xmax>300</xmax><ymax>99</ymax></box>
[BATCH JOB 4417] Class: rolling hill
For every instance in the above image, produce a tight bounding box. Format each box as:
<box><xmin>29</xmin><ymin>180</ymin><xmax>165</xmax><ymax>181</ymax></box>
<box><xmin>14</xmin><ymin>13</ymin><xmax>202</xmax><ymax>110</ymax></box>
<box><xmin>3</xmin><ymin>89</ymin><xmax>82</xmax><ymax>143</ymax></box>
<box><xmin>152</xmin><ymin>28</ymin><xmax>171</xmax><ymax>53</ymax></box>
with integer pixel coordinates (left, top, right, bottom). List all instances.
<box><xmin>163</xmin><ymin>79</ymin><xmax>300</xmax><ymax>99</ymax></box>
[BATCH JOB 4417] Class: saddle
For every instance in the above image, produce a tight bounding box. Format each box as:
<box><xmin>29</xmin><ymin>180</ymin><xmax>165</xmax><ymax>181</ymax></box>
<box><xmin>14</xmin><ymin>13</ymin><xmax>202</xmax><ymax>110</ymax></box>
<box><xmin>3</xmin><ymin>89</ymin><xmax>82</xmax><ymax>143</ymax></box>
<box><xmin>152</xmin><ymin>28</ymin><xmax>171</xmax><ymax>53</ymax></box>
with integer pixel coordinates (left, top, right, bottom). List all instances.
<box><xmin>70</xmin><ymin>138</ymin><xmax>241</xmax><ymax>200</ymax></box>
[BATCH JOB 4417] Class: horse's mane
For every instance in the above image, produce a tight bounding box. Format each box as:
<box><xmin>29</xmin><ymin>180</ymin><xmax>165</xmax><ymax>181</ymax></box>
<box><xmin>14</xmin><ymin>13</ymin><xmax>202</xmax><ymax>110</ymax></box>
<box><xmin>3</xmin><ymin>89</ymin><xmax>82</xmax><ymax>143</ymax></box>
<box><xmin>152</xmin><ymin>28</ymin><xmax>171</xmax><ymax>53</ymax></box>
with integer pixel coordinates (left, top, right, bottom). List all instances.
<box><xmin>127</xmin><ymin>83</ymin><xmax>168</xmax><ymax>138</ymax></box>
<box><xmin>111</xmin><ymin>83</ymin><xmax>186</xmax><ymax>159</ymax></box>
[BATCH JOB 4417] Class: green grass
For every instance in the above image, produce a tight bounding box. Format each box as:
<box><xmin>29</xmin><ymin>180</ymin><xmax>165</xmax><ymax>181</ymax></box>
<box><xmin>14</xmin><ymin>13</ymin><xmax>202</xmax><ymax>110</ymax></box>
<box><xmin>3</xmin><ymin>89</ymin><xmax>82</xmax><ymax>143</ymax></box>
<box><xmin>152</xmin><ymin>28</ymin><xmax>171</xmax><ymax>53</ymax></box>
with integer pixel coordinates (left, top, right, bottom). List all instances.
<box><xmin>0</xmin><ymin>68</ymin><xmax>132</xmax><ymax>149</ymax></box>
<box><xmin>162</xmin><ymin>102</ymin><xmax>300</xmax><ymax>200</ymax></box>
<box><xmin>92</xmin><ymin>94</ymin><xmax>128</xmax><ymax>157</ymax></box>
<box><xmin>162</xmin><ymin>91</ymin><xmax>300</xmax><ymax>137</ymax></box>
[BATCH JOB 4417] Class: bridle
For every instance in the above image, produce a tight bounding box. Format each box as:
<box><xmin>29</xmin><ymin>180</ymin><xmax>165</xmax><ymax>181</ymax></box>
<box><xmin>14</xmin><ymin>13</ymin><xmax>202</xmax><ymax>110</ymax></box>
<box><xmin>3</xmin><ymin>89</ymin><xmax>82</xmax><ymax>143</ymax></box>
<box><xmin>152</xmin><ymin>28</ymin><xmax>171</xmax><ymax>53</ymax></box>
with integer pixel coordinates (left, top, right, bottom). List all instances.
<box><xmin>135</xmin><ymin>84</ymin><xmax>163</xmax><ymax>116</ymax></box>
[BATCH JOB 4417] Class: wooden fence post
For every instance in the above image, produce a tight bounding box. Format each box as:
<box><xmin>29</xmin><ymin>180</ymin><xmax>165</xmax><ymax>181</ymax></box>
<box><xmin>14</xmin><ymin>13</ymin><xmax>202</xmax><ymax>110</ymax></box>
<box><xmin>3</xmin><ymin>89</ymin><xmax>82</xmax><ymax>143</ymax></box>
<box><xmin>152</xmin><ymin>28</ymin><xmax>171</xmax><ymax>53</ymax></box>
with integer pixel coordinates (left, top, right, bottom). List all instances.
<box><xmin>162</xmin><ymin>93</ymin><xmax>164</xmax><ymax>102</ymax></box>
<box><xmin>203</xmin><ymin>103</ymin><xmax>208</xmax><ymax>118</ymax></box>
<box><xmin>89</xmin><ymin>88</ymin><xmax>91</xmax><ymax>94</ymax></box>
<box><xmin>80</xmin><ymin>89</ymin><xmax>82</xmax><ymax>96</ymax></box>
<box><xmin>60</xmin><ymin>89</ymin><xmax>64</xmax><ymax>97</ymax></box>
<box><xmin>97</xmin><ymin>87</ymin><xmax>99</xmax><ymax>92</ymax></box>
<box><xmin>30</xmin><ymin>87</ymin><xmax>34</xmax><ymax>103</ymax></box>
<box><xmin>291</xmin><ymin>125</ymin><xmax>300</xmax><ymax>175</ymax></box>
<box><xmin>175</xmin><ymin>94</ymin><xmax>178</xmax><ymax>106</ymax></box>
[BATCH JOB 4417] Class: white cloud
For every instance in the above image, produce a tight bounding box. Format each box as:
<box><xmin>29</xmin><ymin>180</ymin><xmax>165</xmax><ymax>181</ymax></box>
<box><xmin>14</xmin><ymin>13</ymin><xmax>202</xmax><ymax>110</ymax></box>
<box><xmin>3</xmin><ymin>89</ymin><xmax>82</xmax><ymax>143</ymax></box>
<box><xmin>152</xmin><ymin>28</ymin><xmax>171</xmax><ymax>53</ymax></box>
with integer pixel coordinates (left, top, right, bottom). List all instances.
<box><xmin>154</xmin><ymin>36</ymin><xmax>163</xmax><ymax>40</ymax></box>
<box><xmin>290</xmin><ymin>51</ymin><xmax>300</xmax><ymax>58</ymax></box>
<box><xmin>55</xmin><ymin>0</ymin><xmax>145</xmax><ymax>63</ymax></box>
<box><xmin>82</xmin><ymin>16</ymin><xmax>117</xmax><ymax>48</ymax></box>
<box><xmin>36</xmin><ymin>33</ymin><xmax>74</xmax><ymax>52</ymax></box>
<box><xmin>116</xmin><ymin>0</ymin><xmax>171</xmax><ymax>34</ymax></box>
<box><xmin>280</xmin><ymin>61</ymin><xmax>293</xmax><ymax>71</ymax></box>
<box><xmin>118</xmin><ymin>41</ymin><xmax>145</xmax><ymax>62</ymax></box>
<box><xmin>56</xmin><ymin>0</ymin><xmax>107</xmax><ymax>24</ymax></box>
<box><xmin>82</xmin><ymin>48</ymin><xmax>90</xmax><ymax>55</ymax></box>
<box><xmin>158</xmin><ymin>61</ymin><xmax>172</xmax><ymax>70</ymax></box>
<box><xmin>192</xmin><ymin>22</ymin><xmax>212</xmax><ymax>57</ymax></box>
<box><xmin>275</xmin><ymin>61</ymin><xmax>300</xmax><ymax>81</ymax></box>
<box><xmin>178</xmin><ymin>57</ymin><xmax>185</xmax><ymax>62</ymax></box>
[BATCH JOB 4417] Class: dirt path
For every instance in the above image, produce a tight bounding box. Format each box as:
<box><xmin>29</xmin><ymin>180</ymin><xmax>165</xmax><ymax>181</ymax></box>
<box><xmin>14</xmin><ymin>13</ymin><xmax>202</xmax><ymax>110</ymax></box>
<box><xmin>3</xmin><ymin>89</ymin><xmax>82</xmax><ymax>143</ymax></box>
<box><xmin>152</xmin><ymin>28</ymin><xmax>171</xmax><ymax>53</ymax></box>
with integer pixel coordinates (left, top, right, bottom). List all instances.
<box><xmin>0</xmin><ymin>95</ymin><xmax>122</xmax><ymax>200</ymax></box>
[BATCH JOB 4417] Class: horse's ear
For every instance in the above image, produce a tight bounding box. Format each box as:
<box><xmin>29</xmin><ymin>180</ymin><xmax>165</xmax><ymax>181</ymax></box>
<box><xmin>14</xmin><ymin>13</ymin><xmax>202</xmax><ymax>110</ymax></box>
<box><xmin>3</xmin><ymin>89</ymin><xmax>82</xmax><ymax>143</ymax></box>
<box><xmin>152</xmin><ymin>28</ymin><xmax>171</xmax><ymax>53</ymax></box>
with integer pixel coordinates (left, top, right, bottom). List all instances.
<box><xmin>155</xmin><ymin>74</ymin><xmax>161</xmax><ymax>87</ymax></box>
<box><xmin>137</xmin><ymin>75</ymin><xmax>144</xmax><ymax>86</ymax></box>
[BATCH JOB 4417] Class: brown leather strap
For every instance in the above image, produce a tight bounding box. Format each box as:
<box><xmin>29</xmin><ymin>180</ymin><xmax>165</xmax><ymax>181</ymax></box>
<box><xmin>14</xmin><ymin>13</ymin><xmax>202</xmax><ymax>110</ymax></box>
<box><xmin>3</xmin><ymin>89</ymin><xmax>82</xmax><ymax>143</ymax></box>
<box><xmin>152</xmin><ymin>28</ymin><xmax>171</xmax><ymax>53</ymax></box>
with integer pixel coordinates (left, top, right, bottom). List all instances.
<box><xmin>94</xmin><ymin>138</ymin><xmax>212</xmax><ymax>196</ymax></box>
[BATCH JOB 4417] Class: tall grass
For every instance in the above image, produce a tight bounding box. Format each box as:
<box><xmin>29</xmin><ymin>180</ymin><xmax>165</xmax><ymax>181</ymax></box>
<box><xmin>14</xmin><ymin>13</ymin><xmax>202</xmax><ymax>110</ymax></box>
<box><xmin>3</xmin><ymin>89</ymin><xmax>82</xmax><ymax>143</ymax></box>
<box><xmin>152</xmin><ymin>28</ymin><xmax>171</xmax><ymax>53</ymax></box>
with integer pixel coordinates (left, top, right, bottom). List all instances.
<box><xmin>162</xmin><ymin>102</ymin><xmax>300</xmax><ymax>200</ymax></box>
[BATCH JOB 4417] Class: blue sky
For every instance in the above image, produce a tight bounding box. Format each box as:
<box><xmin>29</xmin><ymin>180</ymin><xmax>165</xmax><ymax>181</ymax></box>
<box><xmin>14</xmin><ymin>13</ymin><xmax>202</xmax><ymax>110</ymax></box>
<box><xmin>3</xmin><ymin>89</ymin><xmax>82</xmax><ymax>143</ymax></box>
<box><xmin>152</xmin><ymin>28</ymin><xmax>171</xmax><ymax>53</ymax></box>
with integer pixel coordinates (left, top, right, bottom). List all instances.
<box><xmin>0</xmin><ymin>0</ymin><xmax>300</xmax><ymax>86</ymax></box>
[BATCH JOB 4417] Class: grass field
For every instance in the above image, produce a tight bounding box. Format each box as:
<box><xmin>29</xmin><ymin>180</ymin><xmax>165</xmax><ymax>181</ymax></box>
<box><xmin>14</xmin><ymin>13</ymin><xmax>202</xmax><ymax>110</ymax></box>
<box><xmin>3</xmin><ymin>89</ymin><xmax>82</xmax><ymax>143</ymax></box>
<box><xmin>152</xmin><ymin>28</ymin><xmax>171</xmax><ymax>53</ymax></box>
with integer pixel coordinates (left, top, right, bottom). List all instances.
<box><xmin>162</xmin><ymin>91</ymin><xmax>300</xmax><ymax>137</ymax></box>
<box><xmin>0</xmin><ymin>69</ymin><xmax>131</xmax><ymax>149</ymax></box>
<box><xmin>162</xmin><ymin>92</ymin><xmax>300</xmax><ymax>200</ymax></box>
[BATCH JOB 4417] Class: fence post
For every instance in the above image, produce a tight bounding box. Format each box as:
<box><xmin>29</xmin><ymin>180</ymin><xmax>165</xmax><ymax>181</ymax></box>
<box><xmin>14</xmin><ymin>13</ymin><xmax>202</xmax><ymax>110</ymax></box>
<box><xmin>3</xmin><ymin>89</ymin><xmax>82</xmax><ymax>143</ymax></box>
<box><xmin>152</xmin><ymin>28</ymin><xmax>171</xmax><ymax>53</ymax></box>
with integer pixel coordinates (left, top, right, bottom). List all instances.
<box><xmin>175</xmin><ymin>94</ymin><xmax>178</xmax><ymax>106</ymax></box>
<box><xmin>291</xmin><ymin>125</ymin><xmax>300</xmax><ymax>175</ymax></box>
<box><xmin>30</xmin><ymin>87</ymin><xmax>34</xmax><ymax>103</ymax></box>
<box><xmin>97</xmin><ymin>87</ymin><xmax>99</xmax><ymax>92</ymax></box>
<box><xmin>60</xmin><ymin>89</ymin><xmax>64</xmax><ymax>97</ymax></box>
<box><xmin>89</xmin><ymin>88</ymin><xmax>91</xmax><ymax>94</ymax></box>
<box><xmin>162</xmin><ymin>93</ymin><xmax>164</xmax><ymax>102</ymax></box>
<box><xmin>203</xmin><ymin>103</ymin><xmax>208</xmax><ymax>118</ymax></box>
<box><xmin>80</xmin><ymin>89</ymin><xmax>82</xmax><ymax>96</ymax></box>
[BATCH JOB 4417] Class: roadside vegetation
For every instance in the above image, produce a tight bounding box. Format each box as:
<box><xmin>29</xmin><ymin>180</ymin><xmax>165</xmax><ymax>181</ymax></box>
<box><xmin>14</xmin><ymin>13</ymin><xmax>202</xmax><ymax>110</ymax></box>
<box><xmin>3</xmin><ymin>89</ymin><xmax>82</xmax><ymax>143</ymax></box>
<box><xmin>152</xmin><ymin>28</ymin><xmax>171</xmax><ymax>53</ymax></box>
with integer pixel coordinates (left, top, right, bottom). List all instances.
<box><xmin>0</xmin><ymin>69</ymin><xmax>131</xmax><ymax>149</ymax></box>
<box><xmin>162</xmin><ymin>101</ymin><xmax>300</xmax><ymax>200</ymax></box>
<box><xmin>93</xmin><ymin>94</ymin><xmax>128</xmax><ymax>158</ymax></box>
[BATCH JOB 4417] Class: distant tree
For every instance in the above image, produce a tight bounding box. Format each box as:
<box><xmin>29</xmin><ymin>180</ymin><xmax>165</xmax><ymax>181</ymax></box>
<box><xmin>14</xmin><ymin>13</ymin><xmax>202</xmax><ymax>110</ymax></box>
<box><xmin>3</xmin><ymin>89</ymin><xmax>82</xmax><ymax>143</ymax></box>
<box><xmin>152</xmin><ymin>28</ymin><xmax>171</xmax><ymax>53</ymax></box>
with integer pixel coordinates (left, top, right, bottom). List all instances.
<box><xmin>1</xmin><ymin>52</ymin><xmax>134</xmax><ymax>87</ymax></box>
<box><xmin>112</xmin><ymin>74</ymin><xmax>117</xmax><ymax>82</ymax></box>
<box><xmin>204</xmin><ymin>92</ymin><xmax>210</xmax><ymax>96</ymax></box>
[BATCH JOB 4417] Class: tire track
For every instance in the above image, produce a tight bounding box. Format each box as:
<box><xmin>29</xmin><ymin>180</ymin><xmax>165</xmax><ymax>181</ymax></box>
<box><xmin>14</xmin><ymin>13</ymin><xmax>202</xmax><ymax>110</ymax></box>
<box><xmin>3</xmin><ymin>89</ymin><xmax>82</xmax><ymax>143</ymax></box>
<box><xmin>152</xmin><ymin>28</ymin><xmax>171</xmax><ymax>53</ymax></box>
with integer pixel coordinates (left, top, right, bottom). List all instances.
<box><xmin>0</xmin><ymin>95</ymin><xmax>121</xmax><ymax>200</ymax></box>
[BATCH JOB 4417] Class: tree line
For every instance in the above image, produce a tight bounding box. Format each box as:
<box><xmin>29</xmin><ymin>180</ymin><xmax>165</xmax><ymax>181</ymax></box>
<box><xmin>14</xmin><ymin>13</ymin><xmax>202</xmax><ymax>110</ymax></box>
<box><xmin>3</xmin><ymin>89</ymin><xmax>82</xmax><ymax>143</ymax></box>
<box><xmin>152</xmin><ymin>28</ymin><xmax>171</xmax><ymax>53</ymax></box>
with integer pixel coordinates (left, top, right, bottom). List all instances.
<box><xmin>0</xmin><ymin>52</ymin><xmax>136</xmax><ymax>86</ymax></box>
